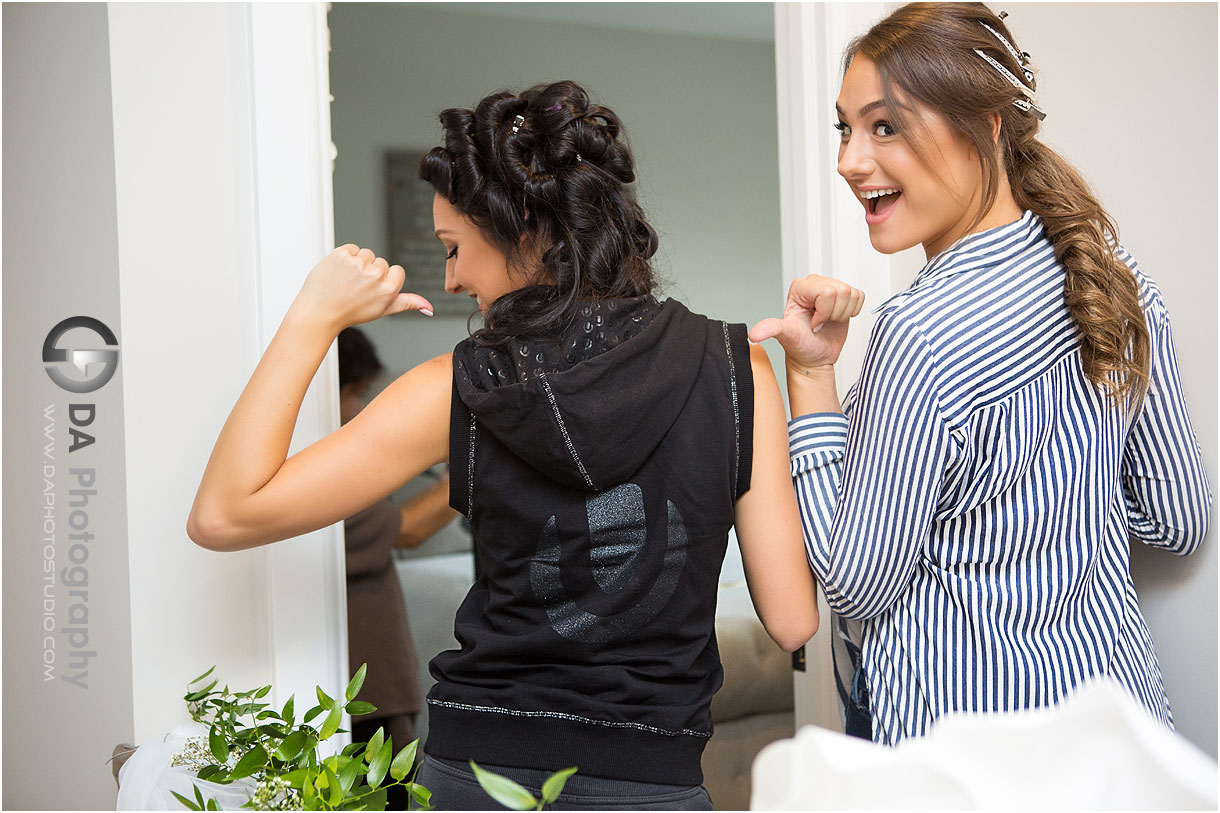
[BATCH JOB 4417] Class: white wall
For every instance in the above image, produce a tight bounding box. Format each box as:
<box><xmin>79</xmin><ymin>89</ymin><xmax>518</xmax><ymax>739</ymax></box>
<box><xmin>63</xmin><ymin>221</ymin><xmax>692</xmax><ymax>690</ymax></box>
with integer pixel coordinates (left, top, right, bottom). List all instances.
<box><xmin>787</xmin><ymin>2</ymin><xmax>1217</xmax><ymax>756</ymax></box>
<box><xmin>3</xmin><ymin>5</ymin><xmax>136</xmax><ymax>808</ymax></box>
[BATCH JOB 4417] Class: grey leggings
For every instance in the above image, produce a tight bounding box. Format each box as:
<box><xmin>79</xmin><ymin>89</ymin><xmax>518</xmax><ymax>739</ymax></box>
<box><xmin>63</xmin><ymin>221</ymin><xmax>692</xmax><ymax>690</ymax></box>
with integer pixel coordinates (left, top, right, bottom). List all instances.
<box><xmin>413</xmin><ymin>754</ymin><xmax>714</xmax><ymax>811</ymax></box>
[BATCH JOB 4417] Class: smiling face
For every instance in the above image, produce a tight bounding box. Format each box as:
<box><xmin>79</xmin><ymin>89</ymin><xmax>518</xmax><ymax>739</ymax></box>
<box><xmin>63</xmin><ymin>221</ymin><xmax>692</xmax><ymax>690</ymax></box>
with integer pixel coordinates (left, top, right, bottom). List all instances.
<box><xmin>432</xmin><ymin>193</ymin><xmax>519</xmax><ymax>313</ymax></box>
<box><xmin>836</xmin><ymin>56</ymin><xmax>988</xmax><ymax>259</ymax></box>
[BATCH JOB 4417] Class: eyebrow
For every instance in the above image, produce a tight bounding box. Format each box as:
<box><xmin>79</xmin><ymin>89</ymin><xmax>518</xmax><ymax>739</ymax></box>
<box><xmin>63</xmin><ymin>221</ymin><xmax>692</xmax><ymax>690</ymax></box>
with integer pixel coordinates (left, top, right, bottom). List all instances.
<box><xmin>834</xmin><ymin>100</ymin><xmax>887</xmax><ymax>119</ymax></box>
<box><xmin>434</xmin><ymin>228</ymin><xmax>457</xmax><ymax>238</ymax></box>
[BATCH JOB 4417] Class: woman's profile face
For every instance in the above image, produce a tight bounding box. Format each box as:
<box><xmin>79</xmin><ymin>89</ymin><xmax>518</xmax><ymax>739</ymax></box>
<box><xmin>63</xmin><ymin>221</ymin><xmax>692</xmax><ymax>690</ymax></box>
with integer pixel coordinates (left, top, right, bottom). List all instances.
<box><xmin>432</xmin><ymin>193</ymin><xmax>517</xmax><ymax>313</ymax></box>
<box><xmin>836</xmin><ymin>56</ymin><xmax>985</xmax><ymax>259</ymax></box>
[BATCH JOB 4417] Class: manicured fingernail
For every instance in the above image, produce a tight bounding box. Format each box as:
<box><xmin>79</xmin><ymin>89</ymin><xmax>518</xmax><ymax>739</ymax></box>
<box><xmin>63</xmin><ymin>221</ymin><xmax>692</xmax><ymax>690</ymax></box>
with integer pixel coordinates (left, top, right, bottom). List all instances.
<box><xmin>420</xmin><ymin>309</ymin><xmax>434</xmax><ymax>317</ymax></box>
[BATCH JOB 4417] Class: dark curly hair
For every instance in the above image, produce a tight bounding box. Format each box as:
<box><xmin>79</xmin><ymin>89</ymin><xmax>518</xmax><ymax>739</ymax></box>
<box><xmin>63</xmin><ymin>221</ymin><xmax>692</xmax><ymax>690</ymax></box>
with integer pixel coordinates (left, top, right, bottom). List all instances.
<box><xmin>419</xmin><ymin>80</ymin><xmax>659</xmax><ymax>344</ymax></box>
<box><xmin>337</xmin><ymin>326</ymin><xmax>385</xmax><ymax>389</ymax></box>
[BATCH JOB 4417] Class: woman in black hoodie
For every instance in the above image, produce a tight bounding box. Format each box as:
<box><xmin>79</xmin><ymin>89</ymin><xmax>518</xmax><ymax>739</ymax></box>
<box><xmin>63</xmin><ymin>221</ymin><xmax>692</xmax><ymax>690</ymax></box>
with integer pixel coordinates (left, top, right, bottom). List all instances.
<box><xmin>189</xmin><ymin>81</ymin><xmax>828</xmax><ymax>810</ymax></box>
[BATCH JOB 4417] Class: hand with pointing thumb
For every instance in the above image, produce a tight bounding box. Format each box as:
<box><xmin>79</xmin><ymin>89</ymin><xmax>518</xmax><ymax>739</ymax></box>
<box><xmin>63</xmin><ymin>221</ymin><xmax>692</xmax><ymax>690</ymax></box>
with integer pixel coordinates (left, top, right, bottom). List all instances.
<box><xmin>749</xmin><ymin>275</ymin><xmax>865</xmax><ymax>372</ymax></box>
<box><xmin>293</xmin><ymin>244</ymin><xmax>435</xmax><ymax>334</ymax></box>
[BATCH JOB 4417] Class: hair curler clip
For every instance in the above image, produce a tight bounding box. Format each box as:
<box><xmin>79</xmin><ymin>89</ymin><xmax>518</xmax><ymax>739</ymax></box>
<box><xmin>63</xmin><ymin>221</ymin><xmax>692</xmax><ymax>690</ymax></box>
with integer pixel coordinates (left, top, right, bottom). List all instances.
<box><xmin>974</xmin><ymin>48</ymin><xmax>1047</xmax><ymax>120</ymax></box>
<box><xmin>1012</xmin><ymin>98</ymin><xmax>1047</xmax><ymax>122</ymax></box>
<box><xmin>981</xmin><ymin>21</ymin><xmax>1035</xmax><ymax>85</ymax></box>
<box><xmin>511</xmin><ymin>115</ymin><xmax>525</xmax><ymax>134</ymax></box>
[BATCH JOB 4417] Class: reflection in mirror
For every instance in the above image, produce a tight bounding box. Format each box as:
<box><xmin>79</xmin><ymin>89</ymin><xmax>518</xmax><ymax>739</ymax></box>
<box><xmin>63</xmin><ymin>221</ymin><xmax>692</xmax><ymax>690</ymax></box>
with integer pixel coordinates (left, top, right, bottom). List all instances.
<box><xmin>328</xmin><ymin>5</ymin><xmax>781</xmax><ymax>808</ymax></box>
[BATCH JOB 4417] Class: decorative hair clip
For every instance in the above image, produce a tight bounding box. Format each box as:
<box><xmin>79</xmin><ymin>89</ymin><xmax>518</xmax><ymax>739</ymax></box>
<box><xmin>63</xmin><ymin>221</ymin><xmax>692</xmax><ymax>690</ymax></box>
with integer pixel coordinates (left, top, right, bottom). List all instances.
<box><xmin>981</xmin><ymin>21</ymin><xmax>1035</xmax><ymax>84</ymax></box>
<box><xmin>973</xmin><ymin>48</ymin><xmax>1047</xmax><ymax>121</ymax></box>
<box><xmin>545</xmin><ymin>104</ymin><xmax>563</xmax><ymax>113</ymax></box>
<box><xmin>1011</xmin><ymin>99</ymin><xmax>1045</xmax><ymax>120</ymax></box>
<box><xmin>974</xmin><ymin>49</ymin><xmax>1033</xmax><ymax>99</ymax></box>
<box><xmin>511</xmin><ymin>114</ymin><xmax>525</xmax><ymax>134</ymax></box>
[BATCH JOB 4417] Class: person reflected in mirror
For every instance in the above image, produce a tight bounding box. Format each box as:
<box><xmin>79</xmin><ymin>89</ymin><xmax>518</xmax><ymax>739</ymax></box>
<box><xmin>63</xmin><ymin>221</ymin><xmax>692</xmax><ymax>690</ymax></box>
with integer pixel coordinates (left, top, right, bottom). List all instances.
<box><xmin>338</xmin><ymin>326</ymin><xmax>456</xmax><ymax>811</ymax></box>
<box><xmin>751</xmin><ymin>2</ymin><xmax>1211</xmax><ymax>746</ymax></box>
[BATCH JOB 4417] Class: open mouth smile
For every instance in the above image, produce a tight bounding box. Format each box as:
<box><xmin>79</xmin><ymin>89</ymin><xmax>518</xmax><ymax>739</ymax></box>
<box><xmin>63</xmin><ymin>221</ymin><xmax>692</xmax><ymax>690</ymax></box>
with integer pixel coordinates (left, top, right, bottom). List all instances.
<box><xmin>859</xmin><ymin>187</ymin><xmax>902</xmax><ymax>224</ymax></box>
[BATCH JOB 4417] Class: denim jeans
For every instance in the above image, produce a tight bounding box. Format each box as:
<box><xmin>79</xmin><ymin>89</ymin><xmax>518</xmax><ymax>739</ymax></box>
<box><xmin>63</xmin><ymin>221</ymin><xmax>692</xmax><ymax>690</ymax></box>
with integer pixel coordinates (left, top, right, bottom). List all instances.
<box><xmin>832</xmin><ymin>613</ymin><xmax>874</xmax><ymax>740</ymax></box>
<box><xmin>844</xmin><ymin>659</ymin><xmax>874</xmax><ymax>740</ymax></box>
<box><xmin>413</xmin><ymin>754</ymin><xmax>715</xmax><ymax>811</ymax></box>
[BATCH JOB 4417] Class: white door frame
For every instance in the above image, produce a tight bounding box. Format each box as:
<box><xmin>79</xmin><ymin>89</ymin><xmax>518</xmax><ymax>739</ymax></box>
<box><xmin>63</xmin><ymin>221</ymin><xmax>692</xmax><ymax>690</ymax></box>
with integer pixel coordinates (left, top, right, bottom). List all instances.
<box><xmin>248</xmin><ymin>2</ymin><xmax>351</xmax><ymax>738</ymax></box>
<box><xmin>773</xmin><ymin>1</ymin><xmax>896</xmax><ymax>731</ymax></box>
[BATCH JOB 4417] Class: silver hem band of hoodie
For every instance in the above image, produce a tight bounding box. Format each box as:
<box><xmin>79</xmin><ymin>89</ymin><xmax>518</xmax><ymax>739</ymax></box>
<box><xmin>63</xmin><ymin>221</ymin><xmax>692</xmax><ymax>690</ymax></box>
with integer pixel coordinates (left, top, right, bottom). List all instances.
<box><xmin>427</xmin><ymin>698</ymin><xmax>710</xmax><ymax>739</ymax></box>
<box><xmin>467</xmin><ymin>414</ymin><xmax>477</xmax><ymax>520</ymax></box>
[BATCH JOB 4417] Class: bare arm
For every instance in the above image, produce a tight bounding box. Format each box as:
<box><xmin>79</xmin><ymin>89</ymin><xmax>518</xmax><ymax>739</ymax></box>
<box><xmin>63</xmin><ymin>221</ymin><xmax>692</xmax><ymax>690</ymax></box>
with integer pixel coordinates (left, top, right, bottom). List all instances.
<box><xmin>187</xmin><ymin>245</ymin><xmax>444</xmax><ymax>551</ymax></box>
<box><xmin>396</xmin><ymin>477</ymin><xmax>458</xmax><ymax>549</ymax></box>
<box><xmin>733</xmin><ymin>344</ymin><xmax>819</xmax><ymax>652</ymax></box>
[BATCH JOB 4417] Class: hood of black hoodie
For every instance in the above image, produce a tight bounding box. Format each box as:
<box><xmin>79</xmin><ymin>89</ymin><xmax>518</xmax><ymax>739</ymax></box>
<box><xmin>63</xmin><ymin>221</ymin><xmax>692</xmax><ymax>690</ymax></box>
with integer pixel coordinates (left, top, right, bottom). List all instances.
<box><xmin>453</xmin><ymin>296</ymin><xmax>707</xmax><ymax>492</ymax></box>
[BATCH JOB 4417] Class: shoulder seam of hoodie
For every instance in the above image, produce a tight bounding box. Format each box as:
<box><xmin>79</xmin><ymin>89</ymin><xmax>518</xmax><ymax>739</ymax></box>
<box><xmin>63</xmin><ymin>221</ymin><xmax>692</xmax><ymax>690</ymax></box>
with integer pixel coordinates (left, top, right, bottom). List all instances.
<box><xmin>538</xmin><ymin>370</ymin><xmax>596</xmax><ymax>490</ymax></box>
<box><xmin>721</xmin><ymin>322</ymin><xmax>740</xmax><ymax>490</ymax></box>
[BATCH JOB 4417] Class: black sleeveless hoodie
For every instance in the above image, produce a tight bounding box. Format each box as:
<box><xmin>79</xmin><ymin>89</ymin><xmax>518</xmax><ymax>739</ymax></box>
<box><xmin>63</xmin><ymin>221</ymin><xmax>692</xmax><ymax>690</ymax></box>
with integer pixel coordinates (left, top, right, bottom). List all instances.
<box><xmin>425</xmin><ymin>295</ymin><xmax>754</xmax><ymax>785</ymax></box>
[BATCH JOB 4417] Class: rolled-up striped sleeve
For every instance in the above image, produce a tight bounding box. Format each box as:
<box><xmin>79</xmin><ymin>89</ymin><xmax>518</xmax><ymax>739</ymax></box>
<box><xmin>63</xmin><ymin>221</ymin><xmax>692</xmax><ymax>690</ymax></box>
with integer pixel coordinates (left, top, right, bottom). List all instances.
<box><xmin>1122</xmin><ymin>303</ymin><xmax>1212</xmax><ymax>554</ymax></box>
<box><xmin>790</xmin><ymin>311</ymin><xmax>954</xmax><ymax>620</ymax></box>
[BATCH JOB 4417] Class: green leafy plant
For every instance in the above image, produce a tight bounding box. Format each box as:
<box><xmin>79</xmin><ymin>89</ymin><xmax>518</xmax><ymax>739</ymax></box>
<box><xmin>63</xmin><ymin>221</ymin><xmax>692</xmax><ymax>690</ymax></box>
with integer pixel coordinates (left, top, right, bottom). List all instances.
<box><xmin>470</xmin><ymin>762</ymin><xmax>578</xmax><ymax>811</ymax></box>
<box><xmin>173</xmin><ymin>664</ymin><xmax>427</xmax><ymax>811</ymax></box>
<box><xmin>170</xmin><ymin>665</ymin><xmax>579</xmax><ymax>811</ymax></box>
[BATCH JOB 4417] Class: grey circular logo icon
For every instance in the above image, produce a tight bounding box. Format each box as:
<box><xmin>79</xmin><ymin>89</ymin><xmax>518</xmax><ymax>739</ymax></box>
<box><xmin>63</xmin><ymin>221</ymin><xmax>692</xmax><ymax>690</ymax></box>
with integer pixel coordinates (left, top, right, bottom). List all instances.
<box><xmin>42</xmin><ymin>316</ymin><xmax>120</xmax><ymax>393</ymax></box>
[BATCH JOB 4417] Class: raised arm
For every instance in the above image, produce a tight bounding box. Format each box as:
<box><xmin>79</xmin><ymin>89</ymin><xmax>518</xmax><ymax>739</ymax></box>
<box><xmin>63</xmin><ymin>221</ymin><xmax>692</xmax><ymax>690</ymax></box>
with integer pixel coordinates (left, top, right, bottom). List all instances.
<box><xmin>187</xmin><ymin>245</ymin><xmax>446</xmax><ymax>552</ymax></box>
<box><xmin>733</xmin><ymin>344</ymin><xmax>819</xmax><ymax>652</ymax></box>
<box><xmin>1122</xmin><ymin>296</ymin><xmax>1212</xmax><ymax>554</ymax></box>
<box><xmin>784</xmin><ymin>310</ymin><xmax>953</xmax><ymax>620</ymax></box>
<box><xmin>751</xmin><ymin>275</ymin><xmax>956</xmax><ymax>622</ymax></box>
<box><xmin>396</xmin><ymin>476</ymin><xmax>459</xmax><ymax>549</ymax></box>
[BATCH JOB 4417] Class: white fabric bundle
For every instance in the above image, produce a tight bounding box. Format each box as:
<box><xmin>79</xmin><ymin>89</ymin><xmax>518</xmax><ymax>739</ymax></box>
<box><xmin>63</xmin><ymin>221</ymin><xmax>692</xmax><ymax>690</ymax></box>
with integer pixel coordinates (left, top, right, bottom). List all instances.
<box><xmin>751</xmin><ymin>679</ymin><xmax>1217</xmax><ymax>810</ymax></box>
<box><xmin>115</xmin><ymin>722</ymin><xmax>258</xmax><ymax>810</ymax></box>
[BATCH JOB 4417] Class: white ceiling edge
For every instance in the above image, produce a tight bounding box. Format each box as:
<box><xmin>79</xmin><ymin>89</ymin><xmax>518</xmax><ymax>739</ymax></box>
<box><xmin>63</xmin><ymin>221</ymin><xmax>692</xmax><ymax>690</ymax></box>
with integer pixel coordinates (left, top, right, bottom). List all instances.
<box><xmin>406</xmin><ymin>1</ymin><xmax>776</xmax><ymax>43</ymax></box>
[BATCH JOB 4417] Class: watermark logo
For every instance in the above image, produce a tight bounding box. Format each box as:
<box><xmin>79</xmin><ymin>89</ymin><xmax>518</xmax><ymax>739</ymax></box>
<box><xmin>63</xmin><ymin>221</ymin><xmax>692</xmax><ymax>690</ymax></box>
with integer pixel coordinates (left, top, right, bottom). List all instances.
<box><xmin>42</xmin><ymin>317</ymin><xmax>120</xmax><ymax>394</ymax></box>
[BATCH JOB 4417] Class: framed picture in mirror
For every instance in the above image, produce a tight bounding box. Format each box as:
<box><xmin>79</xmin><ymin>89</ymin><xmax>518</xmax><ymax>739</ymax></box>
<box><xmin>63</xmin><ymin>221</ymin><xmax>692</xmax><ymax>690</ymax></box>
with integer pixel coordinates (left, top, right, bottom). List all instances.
<box><xmin>385</xmin><ymin>149</ymin><xmax>477</xmax><ymax>317</ymax></box>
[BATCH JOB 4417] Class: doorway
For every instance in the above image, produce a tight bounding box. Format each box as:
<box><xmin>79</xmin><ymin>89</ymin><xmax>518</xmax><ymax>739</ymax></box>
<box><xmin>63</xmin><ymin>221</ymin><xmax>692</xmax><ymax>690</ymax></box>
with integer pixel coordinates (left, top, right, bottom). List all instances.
<box><xmin>325</xmin><ymin>0</ymin><xmax>791</xmax><ymax>789</ymax></box>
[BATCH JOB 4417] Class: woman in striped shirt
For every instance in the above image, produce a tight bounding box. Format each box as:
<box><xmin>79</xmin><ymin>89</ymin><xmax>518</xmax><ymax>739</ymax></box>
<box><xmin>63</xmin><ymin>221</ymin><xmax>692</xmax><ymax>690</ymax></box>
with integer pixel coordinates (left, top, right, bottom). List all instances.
<box><xmin>751</xmin><ymin>2</ymin><xmax>1211</xmax><ymax>745</ymax></box>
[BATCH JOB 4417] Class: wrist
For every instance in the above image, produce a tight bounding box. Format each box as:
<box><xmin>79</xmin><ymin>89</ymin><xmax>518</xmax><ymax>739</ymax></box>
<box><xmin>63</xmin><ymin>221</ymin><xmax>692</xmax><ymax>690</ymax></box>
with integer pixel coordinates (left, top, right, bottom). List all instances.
<box><xmin>282</xmin><ymin>301</ymin><xmax>343</xmax><ymax>340</ymax></box>
<box><xmin>786</xmin><ymin>360</ymin><xmax>841</xmax><ymax>416</ymax></box>
<box><xmin>785</xmin><ymin>359</ymin><xmax>836</xmax><ymax>382</ymax></box>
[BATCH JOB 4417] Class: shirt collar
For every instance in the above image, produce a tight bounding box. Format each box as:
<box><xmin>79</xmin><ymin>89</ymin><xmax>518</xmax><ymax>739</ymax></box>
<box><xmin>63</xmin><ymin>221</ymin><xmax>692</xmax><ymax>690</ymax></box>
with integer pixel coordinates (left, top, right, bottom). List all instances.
<box><xmin>873</xmin><ymin>210</ymin><xmax>1043</xmax><ymax>313</ymax></box>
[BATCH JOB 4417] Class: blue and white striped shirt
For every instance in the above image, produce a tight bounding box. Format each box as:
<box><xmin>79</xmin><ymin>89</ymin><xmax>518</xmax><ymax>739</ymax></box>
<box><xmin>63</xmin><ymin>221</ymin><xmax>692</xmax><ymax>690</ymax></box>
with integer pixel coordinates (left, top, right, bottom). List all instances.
<box><xmin>789</xmin><ymin>211</ymin><xmax>1211</xmax><ymax>744</ymax></box>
